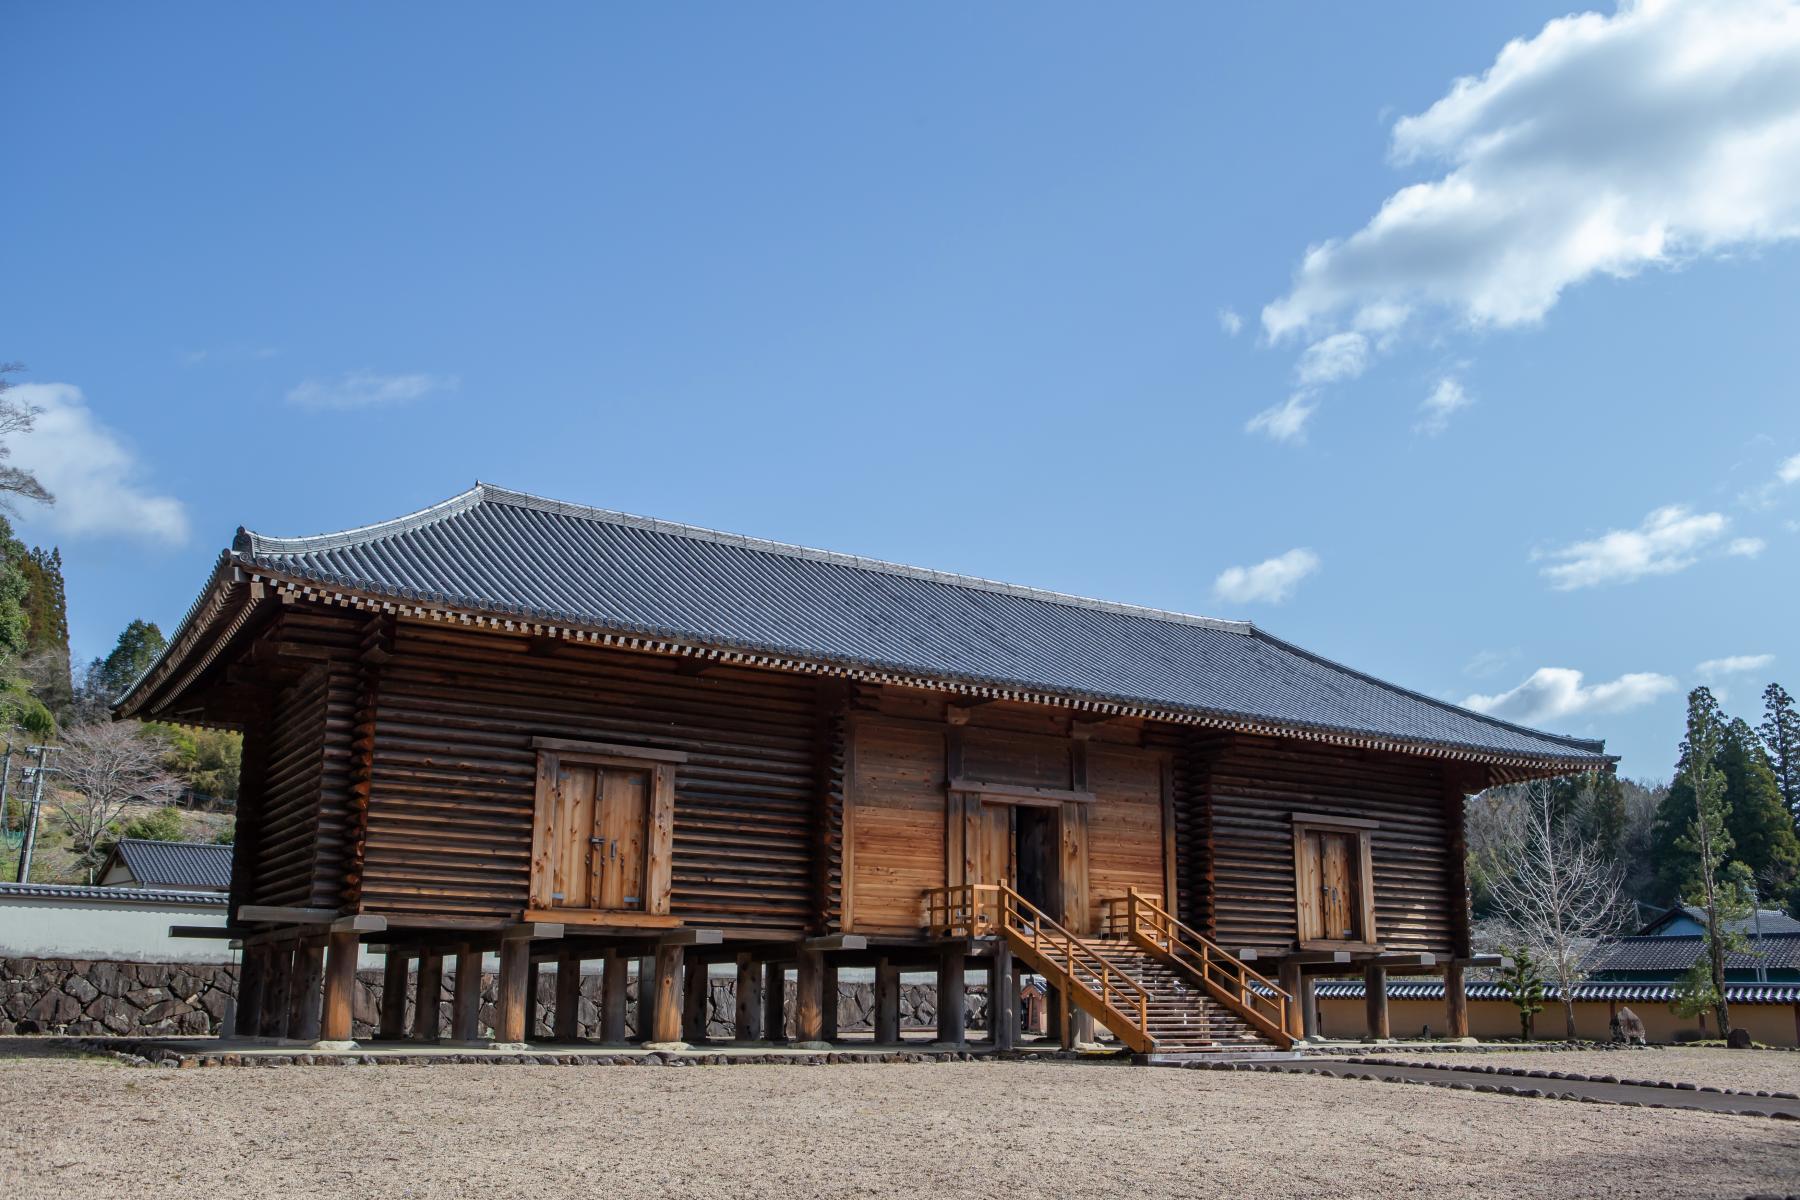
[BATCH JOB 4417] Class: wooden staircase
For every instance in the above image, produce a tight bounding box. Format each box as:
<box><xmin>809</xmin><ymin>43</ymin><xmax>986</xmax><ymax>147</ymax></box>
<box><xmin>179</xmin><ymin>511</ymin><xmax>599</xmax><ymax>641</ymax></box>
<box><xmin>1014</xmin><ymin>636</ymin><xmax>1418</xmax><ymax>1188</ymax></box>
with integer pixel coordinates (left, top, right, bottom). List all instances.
<box><xmin>923</xmin><ymin>884</ymin><xmax>1295</xmax><ymax>1056</ymax></box>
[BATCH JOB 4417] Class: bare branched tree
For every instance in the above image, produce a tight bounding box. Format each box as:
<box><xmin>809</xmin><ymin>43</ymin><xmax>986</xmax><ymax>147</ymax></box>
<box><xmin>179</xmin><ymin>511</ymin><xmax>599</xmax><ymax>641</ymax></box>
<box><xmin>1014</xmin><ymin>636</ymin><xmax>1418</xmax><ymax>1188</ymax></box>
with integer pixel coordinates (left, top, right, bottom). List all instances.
<box><xmin>0</xmin><ymin>363</ymin><xmax>52</xmax><ymax>509</ymax></box>
<box><xmin>1487</xmin><ymin>778</ymin><xmax>1630</xmax><ymax>1038</ymax></box>
<box><xmin>52</xmin><ymin>722</ymin><xmax>182</xmax><ymax>882</ymax></box>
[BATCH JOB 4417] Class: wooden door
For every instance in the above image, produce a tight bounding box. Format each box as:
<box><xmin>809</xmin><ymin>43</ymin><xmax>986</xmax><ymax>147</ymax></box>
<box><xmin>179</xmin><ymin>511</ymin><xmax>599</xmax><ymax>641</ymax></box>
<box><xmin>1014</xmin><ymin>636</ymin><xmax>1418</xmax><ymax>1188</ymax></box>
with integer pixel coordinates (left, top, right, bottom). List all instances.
<box><xmin>593</xmin><ymin>765</ymin><xmax>651</xmax><ymax>910</ymax></box>
<box><xmin>1316</xmin><ymin>831</ymin><xmax>1357</xmax><ymax>942</ymax></box>
<box><xmin>529</xmin><ymin>741</ymin><xmax>680</xmax><ymax>921</ymax></box>
<box><xmin>977</xmin><ymin>803</ymin><xmax>1012</xmax><ymax>890</ymax></box>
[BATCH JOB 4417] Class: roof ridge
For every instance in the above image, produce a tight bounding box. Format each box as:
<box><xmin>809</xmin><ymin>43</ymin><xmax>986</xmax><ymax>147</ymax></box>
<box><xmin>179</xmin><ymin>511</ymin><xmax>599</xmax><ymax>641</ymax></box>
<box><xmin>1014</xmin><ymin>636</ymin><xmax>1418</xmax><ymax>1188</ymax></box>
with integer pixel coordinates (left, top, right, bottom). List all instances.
<box><xmin>1249</xmin><ymin>627</ymin><xmax>1610</xmax><ymax>756</ymax></box>
<box><xmin>239</xmin><ymin>482</ymin><xmax>1258</xmax><ymax>636</ymax></box>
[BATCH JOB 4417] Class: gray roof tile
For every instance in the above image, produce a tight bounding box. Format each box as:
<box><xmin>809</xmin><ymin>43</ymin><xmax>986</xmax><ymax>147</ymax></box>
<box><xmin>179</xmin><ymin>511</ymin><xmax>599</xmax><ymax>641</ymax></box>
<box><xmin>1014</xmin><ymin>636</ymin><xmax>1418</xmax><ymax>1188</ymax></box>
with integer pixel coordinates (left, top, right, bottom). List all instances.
<box><xmin>228</xmin><ymin>484</ymin><xmax>1607</xmax><ymax>765</ymax></box>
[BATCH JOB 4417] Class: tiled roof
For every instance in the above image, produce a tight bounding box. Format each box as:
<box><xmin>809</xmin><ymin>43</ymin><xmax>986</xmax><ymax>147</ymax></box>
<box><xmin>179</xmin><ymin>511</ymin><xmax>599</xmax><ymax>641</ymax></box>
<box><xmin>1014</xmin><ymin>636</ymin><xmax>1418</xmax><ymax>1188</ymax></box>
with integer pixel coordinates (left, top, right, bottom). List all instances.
<box><xmin>105</xmin><ymin>839</ymin><xmax>233</xmax><ymax>890</ymax></box>
<box><xmin>1313</xmin><ymin>980</ymin><xmax>1800</xmax><ymax>1004</ymax></box>
<box><xmin>1584</xmin><ymin>933</ymin><xmax>1800</xmax><ymax>974</ymax></box>
<box><xmin>178</xmin><ymin>484</ymin><xmax>1612</xmax><ymax>768</ymax></box>
<box><xmin>0</xmin><ymin>882</ymin><xmax>228</xmax><ymax>906</ymax></box>
<box><xmin>1639</xmin><ymin>904</ymin><xmax>1800</xmax><ymax>937</ymax></box>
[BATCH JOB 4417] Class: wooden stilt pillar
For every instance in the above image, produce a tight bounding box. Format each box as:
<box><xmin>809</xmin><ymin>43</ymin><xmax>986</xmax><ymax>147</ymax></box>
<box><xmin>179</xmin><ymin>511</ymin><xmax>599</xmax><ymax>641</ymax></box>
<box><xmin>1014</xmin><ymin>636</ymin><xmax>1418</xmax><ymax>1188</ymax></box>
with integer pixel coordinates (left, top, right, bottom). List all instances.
<box><xmin>794</xmin><ymin>946</ymin><xmax>824</xmax><ymax>1044</ymax></box>
<box><xmin>378</xmin><ymin>951</ymin><xmax>409</xmax><ymax>1041</ymax></box>
<box><xmin>819</xmin><ymin>960</ymin><xmax>839</xmax><ymax>1043</ymax></box>
<box><xmin>1445</xmin><ymin>963</ymin><xmax>1469</xmax><ymax>1040</ymax></box>
<box><xmin>1364</xmin><ymin>965</ymin><xmax>1390</xmax><ymax>1041</ymax></box>
<box><xmin>936</xmin><ymin>950</ymin><xmax>965</xmax><ymax>1046</ymax></box>
<box><xmin>634</xmin><ymin>955</ymin><xmax>655</xmax><ymax>1041</ymax></box>
<box><xmin>451</xmin><ymin>947</ymin><xmax>482</xmax><ymax>1043</ymax></box>
<box><xmin>495</xmin><ymin>938</ymin><xmax>530</xmax><ymax>1045</ymax></box>
<box><xmin>288</xmin><ymin>939</ymin><xmax>325</xmax><ymax>1042</ymax></box>
<box><xmin>262</xmin><ymin>942</ymin><xmax>294</xmax><ymax>1039</ymax></box>
<box><xmin>235</xmin><ymin>944</ymin><xmax>267</xmax><ymax>1039</ymax></box>
<box><xmin>649</xmin><ymin>943</ymin><xmax>683</xmax><ymax>1044</ymax></box>
<box><xmin>523</xmin><ymin>962</ymin><xmax>542</xmax><ymax>1040</ymax></box>
<box><xmin>1045</xmin><ymin>983</ymin><xmax>1065</xmax><ymax>1046</ymax></box>
<box><xmin>1072</xmin><ymin>1008</ymin><xmax>1096</xmax><ymax>1047</ymax></box>
<box><xmin>1056</xmin><ymin>985</ymin><xmax>1074</xmax><ymax>1050</ymax></box>
<box><xmin>682</xmin><ymin>954</ymin><xmax>710</xmax><ymax>1043</ymax></box>
<box><xmin>874</xmin><ymin>957</ymin><xmax>900</xmax><ymax>1044</ymax></box>
<box><xmin>735</xmin><ymin>953</ymin><xmax>763</xmax><ymax>1041</ymax></box>
<box><xmin>320</xmin><ymin>930</ymin><xmax>358</xmax><ymax>1043</ymax></box>
<box><xmin>1279</xmin><ymin>960</ymin><xmax>1306</xmax><ymax>1041</ymax></box>
<box><xmin>600</xmin><ymin>949</ymin><xmax>627</xmax><ymax>1043</ymax></box>
<box><xmin>412</xmin><ymin>952</ymin><xmax>443</xmax><ymax>1041</ymax></box>
<box><xmin>1300</xmin><ymin>975</ymin><xmax>1320</xmax><ymax>1041</ymax></box>
<box><xmin>993</xmin><ymin>941</ymin><xmax>1016</xmax><ymax>1051</ymax></box>
<box><xmin>553</xmin><ymin>951</ymin><xmax>582</xmax><ymax>1041</ymax></box>
<box><xmin>763</xmin><ymin>962</ymin><xmax>787</xmax><ymax>1042</ymax></box>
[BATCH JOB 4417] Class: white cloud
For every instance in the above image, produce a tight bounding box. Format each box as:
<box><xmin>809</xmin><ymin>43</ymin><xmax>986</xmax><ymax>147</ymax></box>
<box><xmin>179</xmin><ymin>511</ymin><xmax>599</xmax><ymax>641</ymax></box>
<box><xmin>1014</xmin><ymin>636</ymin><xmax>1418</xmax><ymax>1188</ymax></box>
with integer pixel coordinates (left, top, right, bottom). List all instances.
<box><xmin>1728</xmin><ymin>536</ymin><xmax>1767</xmax><ymax>557</ymax></box>
<box><xmin>1696</xmin><ymin>653</ymin><xmax>1775</xmax><ymax>677</ymax></box>
<box><xmin>1245</xmin><ymin>394</ymin><xmax>1318</xmax><ymax>443</ymax></box>
<box><xmin>1537</xmin><ymin>503</ymin><xmax>1728</xmax><ymax>589</ymax></box>
<box><xmin>1295</xmin><ymin>332</ymin><xmax>1369</xmax><ymax>386</ymax></box>
<box><xmin>1416</xmin><ymin>377</ymin><xmax>1473</xmax><ymax>435</ymax></box>
<box><xmin>1781</xmin><ymin>454</ymin><xmax>1800</xmax><ymax>485</ymax></box>
<box><xmin>1213</xmin><ymin>548</ymin><xmax>1321</xmax><ymax>605</ymax></box>
<box><xmin>1259</xmin><ymin>0</ymin><xmax>1800</xmax><ymax>415</ymax></box>
<box><xmin>1464</xmin><ymin>648</ymin><xmax>1518</xmax><ymax>678</ymax></box>
<box><xmin>5</xmin><ymin>383</ymin><xmax>188</xmax><ymax>544</ymax></box>
<box><xmin>1218</xmin><ymin>308</ymin><xmax>1243</xmax><ymax>337</ymax></box>
<box><xmin>286</xmin><ymin>370</ymin><xmax>457</xmax><ymax>411</ymax></box>
<box><xmin>1463</xmin><ymin>666</ymin><xmax>1677</xmax><ymax>726</ymax></box>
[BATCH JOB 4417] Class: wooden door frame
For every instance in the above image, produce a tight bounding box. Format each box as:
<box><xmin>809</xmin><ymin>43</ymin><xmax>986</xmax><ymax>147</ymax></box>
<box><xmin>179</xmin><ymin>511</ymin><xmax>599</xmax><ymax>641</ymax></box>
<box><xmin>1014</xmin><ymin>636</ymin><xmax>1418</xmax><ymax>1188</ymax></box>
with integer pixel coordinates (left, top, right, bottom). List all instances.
<box><xmin>526</xmin><ymin>737</ymin><xmax>685</xmax><ymax>928</ymax></box>
<box><xmin>947</xmin><ymin>780</ymin><xmax>1094</xmax><ymax>931</ymax></box>
<box><xmin>1290</xmin><ymin>812</ymin><xmax>1380</xmax><ymax>952</ymax></box>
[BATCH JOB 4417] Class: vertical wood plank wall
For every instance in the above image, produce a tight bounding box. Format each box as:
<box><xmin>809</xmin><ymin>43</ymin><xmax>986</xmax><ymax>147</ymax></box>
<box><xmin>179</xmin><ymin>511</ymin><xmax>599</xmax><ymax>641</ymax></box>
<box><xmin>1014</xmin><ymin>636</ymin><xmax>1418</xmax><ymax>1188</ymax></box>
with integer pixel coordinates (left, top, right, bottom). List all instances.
<box><xmin>847</xmin><ymin>719</ymin><xmax>947</xmax><ymax>934</ymax></box>
<box><xmin>1083</xmin><ymin>744</ymin><xmax>1167</xmax><ymax>929</ymax></box>
<box><xmin>1204</xmin><ymin>734</ymin><xmax>1457</xmax><ymax>955</ymax></box>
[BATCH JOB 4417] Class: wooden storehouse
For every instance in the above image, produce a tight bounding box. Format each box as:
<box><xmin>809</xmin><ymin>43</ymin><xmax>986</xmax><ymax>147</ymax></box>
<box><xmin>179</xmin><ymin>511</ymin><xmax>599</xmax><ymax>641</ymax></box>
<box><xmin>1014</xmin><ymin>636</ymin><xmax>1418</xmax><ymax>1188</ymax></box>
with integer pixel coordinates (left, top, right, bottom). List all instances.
<box><xmin>116</xmin><ymin>485</ymin><xmax>1612</xmax><ymax>1053</ymax></box>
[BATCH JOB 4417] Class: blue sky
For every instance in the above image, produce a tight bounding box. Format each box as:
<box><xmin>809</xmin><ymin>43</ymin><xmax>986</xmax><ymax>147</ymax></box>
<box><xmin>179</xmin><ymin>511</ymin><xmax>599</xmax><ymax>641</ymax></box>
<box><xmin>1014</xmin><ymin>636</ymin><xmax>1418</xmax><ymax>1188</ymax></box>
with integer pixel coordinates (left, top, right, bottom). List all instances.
<box><xmin>4</xmin><ymin>1</ymin><xmax>1798</xmax><ymax>779</ymax></box>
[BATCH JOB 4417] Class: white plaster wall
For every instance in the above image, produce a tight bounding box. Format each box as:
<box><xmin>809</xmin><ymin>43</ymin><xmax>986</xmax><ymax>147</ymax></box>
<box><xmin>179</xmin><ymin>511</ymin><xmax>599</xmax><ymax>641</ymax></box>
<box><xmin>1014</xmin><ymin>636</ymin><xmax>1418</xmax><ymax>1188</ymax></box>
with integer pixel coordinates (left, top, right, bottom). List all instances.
<box><xmin>0</xmin><ymin>896</ymin><xmax>231</xmax><ymax>963</ymax></box>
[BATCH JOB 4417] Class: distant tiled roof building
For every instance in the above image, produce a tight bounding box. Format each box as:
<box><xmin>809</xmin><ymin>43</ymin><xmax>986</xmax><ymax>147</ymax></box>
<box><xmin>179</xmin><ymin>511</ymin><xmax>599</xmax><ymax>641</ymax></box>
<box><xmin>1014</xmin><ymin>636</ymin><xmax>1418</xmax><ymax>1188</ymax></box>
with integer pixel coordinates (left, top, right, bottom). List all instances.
<box><xmin>98</xmin><ymin>839</ymin><xmax>233</xmax><ymax>892</ymax></box>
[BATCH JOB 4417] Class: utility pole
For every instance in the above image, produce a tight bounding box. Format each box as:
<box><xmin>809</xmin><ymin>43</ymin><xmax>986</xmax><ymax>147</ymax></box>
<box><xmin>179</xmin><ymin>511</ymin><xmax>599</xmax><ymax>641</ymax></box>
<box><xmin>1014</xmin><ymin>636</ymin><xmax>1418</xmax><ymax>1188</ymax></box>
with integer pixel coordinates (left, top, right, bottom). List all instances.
<box><xmin>15</xmin><ymin>744</ymin><xmax>59</xmax><ymax>884</ymax></box>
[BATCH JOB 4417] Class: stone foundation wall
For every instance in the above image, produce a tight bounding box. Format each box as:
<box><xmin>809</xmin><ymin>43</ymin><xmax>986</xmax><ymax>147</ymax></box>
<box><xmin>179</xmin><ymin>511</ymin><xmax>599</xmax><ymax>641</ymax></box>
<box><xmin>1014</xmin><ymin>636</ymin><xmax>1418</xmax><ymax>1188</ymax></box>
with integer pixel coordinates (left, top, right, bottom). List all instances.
<box><xmin>1</xmin><ymin>957</ymin><xmax>237</xmax><ymax>1036</ymax></box>
<box><xmin>2</xmin><ymin>956</ymin><xmax>990</xmax><ymax>1041</ymax></box>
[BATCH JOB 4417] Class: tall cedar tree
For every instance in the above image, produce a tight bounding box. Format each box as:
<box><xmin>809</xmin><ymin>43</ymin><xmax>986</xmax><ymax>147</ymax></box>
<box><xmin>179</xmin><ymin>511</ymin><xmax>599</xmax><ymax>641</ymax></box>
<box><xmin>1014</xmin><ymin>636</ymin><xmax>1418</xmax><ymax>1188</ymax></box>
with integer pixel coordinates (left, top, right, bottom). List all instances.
<box><xmin>1719</xmin><ymin>716</ymin><xmax>1800</xmax><ymax>896</ymax></box>
<box><xmin>0</xmin><ymin>515</ymin><xmax>53</xmax><ymax>735</ymax></box>
<box><xmin>20</xmin><ymin>546</ymin><xmax>71</xmax><ymax>717</ymax></box>
<box><xmin>74</xmin><ymin>619</ymin><xmax>168</xmax><ymax>720</ymax></box>
<box><xmin>1762</xmin><ymin>683</ymin><xmax>1800</xmax><ymax>823</ymax></box>
<box><xmin>1671</xmin><ymin>688</ymin><xmax>1736</xmax><ymax>1036</ymax></box>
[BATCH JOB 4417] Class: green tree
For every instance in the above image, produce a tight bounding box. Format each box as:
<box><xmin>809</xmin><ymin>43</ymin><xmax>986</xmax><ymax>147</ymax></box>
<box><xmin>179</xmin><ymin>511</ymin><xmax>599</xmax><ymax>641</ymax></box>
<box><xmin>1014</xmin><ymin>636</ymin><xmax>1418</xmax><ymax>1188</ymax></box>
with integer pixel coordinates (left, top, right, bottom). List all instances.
<box><xmin>1671</xmin><ymin>861</ymin><xmax>1754</xmax><ymax>1031</ymax></box>
<box><xmin>0</xmin><ymin>515</ymin><xmax>53</xmax><ymax>736</ymax></box>
<box><xmin>1761</xmin><ymin>683</ymin><xmax>1800</xmax><ymax>824</ymax></box>
<box><xmin>1498</xmin><ymin>945</ymin><xmax>1546</xmax><ymax>1041</ymax></box>
<box><xmin>1719</xmin><ymin>717</ymin><xmax>1800</xmax><ymax>895</ymax></box>
<box><xmin>1673</xmin><ymin>688</ymin><xmax>1736</xmax><ymax>1037</ymax></box>
<box><xmin>154</xmin><ymin>724</ymin><xmax>241</xmax><ymax>802</ymax></box>
<box><xmin>73</xmin><ymin>619</ymin><xmax>168</xmax><ymax>720</ymax></box>
<box><xmin>18</xmin><ymin>545</ymin><xmax>71</xmax><ymax>719</ymax></box>
<box><xmin>118</xmin><ymin>805</ymin><xmax>185</xmax><ymax>842</ymax></box>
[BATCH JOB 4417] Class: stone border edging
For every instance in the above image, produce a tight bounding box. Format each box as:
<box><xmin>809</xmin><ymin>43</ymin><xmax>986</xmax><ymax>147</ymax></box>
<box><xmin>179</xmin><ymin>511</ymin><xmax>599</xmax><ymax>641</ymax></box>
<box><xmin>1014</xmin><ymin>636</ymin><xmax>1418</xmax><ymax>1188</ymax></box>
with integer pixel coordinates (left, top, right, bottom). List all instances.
<box><xmin>47</xmin><ymin>1036</ymin><xmax>1131</xmax><ymax>1070</ymax></box>
<box><xmin>1341</xmin><ymin>1054</ymin><xmax>1800</xmax><ymax>1102</ymax></box>
<box><xmin>1163</xmin><ymin>1055</ymin><xmax>1800</xmax><ymax>1121</ymax></box>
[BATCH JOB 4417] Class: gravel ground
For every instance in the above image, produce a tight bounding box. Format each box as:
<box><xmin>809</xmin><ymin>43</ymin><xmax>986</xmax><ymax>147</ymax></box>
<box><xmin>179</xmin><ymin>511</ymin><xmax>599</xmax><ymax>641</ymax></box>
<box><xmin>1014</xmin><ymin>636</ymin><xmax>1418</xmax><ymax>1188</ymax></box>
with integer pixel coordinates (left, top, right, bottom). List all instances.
<box><xmin>1366</xmin><ymin>1047</ymin><xmax>1800</xmax><ymax>1096</ymax></box>
<box><xmin>1</xmin><ymin>1050</ymin><xmax>1796</xmax><ymax>1200</ymax></box>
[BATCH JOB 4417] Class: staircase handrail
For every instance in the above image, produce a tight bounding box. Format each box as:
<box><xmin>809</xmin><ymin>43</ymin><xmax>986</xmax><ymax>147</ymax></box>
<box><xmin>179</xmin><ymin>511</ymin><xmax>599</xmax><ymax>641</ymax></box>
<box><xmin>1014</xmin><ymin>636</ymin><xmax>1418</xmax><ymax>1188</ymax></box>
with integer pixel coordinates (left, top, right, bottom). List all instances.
<box><xmin>1121</xmin><ymin>888</ymin><xmax>1294</xmax><ymax>1047</ymax></box>
<box><xmin>922</xmin><ymin>882</ymin><xmax>1153</xmax><ymax>1047</ymax></box>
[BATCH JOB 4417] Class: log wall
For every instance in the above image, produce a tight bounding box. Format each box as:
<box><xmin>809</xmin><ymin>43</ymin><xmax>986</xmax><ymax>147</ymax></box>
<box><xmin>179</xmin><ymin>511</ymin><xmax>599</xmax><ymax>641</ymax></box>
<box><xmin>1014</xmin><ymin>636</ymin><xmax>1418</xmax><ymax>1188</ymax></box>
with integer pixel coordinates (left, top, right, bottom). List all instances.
<box><xmin>1204</xmin><ymin>734</ymin><xmax>1457</xmax><ymax>955</ymax></box>
<box><xmin>356</xmin><ymin>621</ymin><xmax>821</xmax><ymax>930</ymax></box>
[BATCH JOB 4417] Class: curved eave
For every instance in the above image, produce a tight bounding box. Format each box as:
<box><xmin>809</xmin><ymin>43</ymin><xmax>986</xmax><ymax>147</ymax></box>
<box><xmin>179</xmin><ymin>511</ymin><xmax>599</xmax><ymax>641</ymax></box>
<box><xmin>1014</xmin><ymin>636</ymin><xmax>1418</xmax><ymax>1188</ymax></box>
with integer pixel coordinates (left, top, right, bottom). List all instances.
<box><xmin>124</xmin><ymin>554</ymin><xmax>1614</xmax><ymax>781</ymax></box>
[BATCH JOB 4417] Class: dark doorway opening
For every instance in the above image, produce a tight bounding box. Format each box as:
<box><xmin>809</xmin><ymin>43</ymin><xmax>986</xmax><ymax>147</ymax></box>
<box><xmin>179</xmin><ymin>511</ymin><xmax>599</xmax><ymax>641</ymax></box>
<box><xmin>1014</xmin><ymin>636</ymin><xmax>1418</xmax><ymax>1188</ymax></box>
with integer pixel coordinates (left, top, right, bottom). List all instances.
<box><xmin>1013</xmin><ymin>806</ymin><xmax>1060</xmax><ymax>917</ymax></box>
